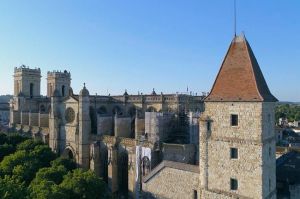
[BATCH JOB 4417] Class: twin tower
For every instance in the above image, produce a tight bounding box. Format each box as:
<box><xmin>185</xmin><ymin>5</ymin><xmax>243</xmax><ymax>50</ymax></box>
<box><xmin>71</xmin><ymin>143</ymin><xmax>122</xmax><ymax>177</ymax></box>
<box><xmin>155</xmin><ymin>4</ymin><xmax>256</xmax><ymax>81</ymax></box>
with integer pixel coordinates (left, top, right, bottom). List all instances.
<box><xmin>13</xmin><ymin>66</ymin><xmax>71</xmax><ymax>98</ymax></box>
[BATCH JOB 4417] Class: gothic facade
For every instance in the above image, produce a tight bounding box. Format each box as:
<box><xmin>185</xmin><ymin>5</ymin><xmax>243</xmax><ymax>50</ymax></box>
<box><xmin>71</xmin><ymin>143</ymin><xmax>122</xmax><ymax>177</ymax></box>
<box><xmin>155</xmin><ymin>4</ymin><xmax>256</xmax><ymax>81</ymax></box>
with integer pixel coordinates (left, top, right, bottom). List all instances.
<box><xmin>9</xmin><ymin>66</ymin><xmax>203</xmax><ymax>198</ymax></box>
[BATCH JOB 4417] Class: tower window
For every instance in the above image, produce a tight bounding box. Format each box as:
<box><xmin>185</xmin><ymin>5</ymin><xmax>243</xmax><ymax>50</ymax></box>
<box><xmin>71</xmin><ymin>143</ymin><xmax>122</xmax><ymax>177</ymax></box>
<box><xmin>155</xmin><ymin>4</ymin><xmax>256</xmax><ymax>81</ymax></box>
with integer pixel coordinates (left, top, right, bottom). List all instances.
<box><xmin>230</xmin><ymin>178</ymin><xmax>238</xmax><ymax>190</ymax></box>
<box><xmin>269</xmin><ymin>147</ymin><xmax>271</xmax><ymax>157</ymax></box>
<box><xmin>193</xmin><ymin>190</ymin><xmax>197</xmax><ymax>199</ymax></box>
<box><xmin>30</xmin><ymin>83</ymin><xmax>34</xmax><ymax>98</ymax></box>
<box><xmin>62</xmin><ymin>85</ymin><xmax>65</xmax><ymax>97</ymax></box>
<box><xmin>207</xmin><ymin>121</ymin><xmax>211</xmax><ymax>131</ymax></box>
<box><xmin>231</xmin><ymin>114</ymin><xmax>238</xmax><ymax>126</ymax></box>
<box><xmin>230</xmin><ymin>148</ymin><xmax>238</xmax><ymax>159</ymax></box>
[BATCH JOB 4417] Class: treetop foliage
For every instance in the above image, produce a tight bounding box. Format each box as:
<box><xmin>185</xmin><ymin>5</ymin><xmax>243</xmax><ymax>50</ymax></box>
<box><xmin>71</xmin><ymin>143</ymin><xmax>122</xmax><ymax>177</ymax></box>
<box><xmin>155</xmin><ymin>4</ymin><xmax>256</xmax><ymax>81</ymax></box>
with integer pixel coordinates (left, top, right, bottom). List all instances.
<box><xmin>0</xmin><ymin>133</ymin><xmax>109</xmax><ymax>199</ymax></box>
<box><xmin>276</xmin><ymin>104</ymin><xmax>300</xmax><ymax>122</ymax></box>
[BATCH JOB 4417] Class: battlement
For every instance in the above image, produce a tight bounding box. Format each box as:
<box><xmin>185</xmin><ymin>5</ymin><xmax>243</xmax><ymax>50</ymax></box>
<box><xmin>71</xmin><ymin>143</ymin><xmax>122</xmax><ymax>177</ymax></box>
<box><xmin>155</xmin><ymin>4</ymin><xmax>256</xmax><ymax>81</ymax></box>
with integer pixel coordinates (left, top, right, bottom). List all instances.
<box><xmin>47</xmin><ymin>70</ymin><xmax>71</xmax><ymax>78</ymax></box>
<box><xmin>14</xmin><ymin>65</ymin><xmax>41</xmax><ymax>74</ymax></box>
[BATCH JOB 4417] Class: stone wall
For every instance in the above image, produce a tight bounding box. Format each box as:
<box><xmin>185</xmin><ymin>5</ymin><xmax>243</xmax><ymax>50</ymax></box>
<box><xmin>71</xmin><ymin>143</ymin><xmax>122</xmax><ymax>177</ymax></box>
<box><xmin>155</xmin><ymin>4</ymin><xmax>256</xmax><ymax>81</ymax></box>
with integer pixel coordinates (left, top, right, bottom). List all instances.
<box><xmin>97</xmin><ymin>116</ymin><xmax>113</xmax><ymax>135</ymax></box>
<box><xmin>143</xmin><ymin>161</ymin><xmax>199</xmax><ymax>199</ymax></box>
<box><xmin>0</xmin><ymin>110</ymin><xmax>9</xmax><ymax>122</ymax></box>
<box><xmin>115</xmin><ymin>117</ymin><xmax>132</xmax><ymax>138</ymax></box>
<box><xmin>162</xmin><ymin>143</ymin><xmax>195</xmax><ymax>164</ymax></box>
<box><xmin>21</xmin><ymin>112</ymin><xmax>29</xmax><ymax>125</ymax></box>
<box><xmin>145</xmin><ymin>112</ymin><xmax>174</xmax><ymax>143</ymax></box>
<box><xmin>135</xmin><ymin>118</ymin><xmax>145</xmax><ymax>138</ymax></box>
<box><xmin>29</xmin><ymin>112</ymin><xmax>39</xmax><ymax>126</ymax></box>
<box><xmin>290</xmin><ymin>184</ymin><xmax>300</xmax><ymax>199</ymax></box>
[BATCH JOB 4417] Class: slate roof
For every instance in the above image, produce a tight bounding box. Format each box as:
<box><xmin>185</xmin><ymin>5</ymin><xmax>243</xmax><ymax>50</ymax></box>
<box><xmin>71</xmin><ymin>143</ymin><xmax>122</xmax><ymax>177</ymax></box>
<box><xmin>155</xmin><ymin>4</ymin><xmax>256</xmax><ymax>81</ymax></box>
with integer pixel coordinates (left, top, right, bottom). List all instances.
<box><xmin>205</xmin><ymin>34</ymin><xmax>277</xmax><ymax>102</ymax></box>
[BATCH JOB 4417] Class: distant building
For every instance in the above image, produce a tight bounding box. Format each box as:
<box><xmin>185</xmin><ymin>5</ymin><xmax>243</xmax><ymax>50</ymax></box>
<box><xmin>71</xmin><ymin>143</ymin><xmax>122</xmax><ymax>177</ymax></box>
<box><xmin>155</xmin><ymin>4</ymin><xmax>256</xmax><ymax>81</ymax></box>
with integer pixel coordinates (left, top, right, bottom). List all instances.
<box><xmin>277</xmin><ymin>151</ymin><xmax>300</xmax><ymax>199</ymax></box>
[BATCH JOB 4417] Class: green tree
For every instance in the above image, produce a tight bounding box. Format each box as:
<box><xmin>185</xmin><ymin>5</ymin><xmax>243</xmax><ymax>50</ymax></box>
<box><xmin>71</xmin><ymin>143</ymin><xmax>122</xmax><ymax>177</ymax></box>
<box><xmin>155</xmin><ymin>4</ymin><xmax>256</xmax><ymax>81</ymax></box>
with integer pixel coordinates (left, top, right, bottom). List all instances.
<box><xmin>0</xmin><ymin>175</ymin><xmax>28</xmax><ymax>199</ymax></box>
<box><xmin>12</xmin><ymin>159</ymin><xmax>41</xmax><ymax>184</ymax></box>
<box><xmin>0</xmin><ymin>150</ymin><xmax>28</xmax><ymax>176</ymax></box>
<box><xmin>51</xmin><ymin>157</ymin><xmax>77</xmax><ymax>171</ymax></box>
<box><xmin>29</xmin><ymin>180</ymin><xmax>67</xmax><ymax>199</ymax></box>
<box><xmin>6</xmin><ymin>134</ymin><xmax>28</xmax><ymax>146</ymax></box>
<box><xmin>29</xmin><ymin>145</ymin><xmax>57</xmax><ymax>168</ymax></box>
<box><xmin>60</xmin><ymin>169</ymin><xmax>108</xmax><ymax>199</ymax></box>
<box><xmin>0</xmin><ymin>144</ymin><xmax>15</xmax><ymax>161</ymax></box>
<box><xmin>17</xmin><ymin>139</ymin><xmax>43</xmax><ymax>151</ymax></box>
<box><xmin>0</xmin><ymin>133</ymin><xmax>8</xmax><ymax>145</ymax></box>
<box><xmin>31</xmin><ymin>165</ymin><xmax>67</xmax><ymax>185</ymax></box>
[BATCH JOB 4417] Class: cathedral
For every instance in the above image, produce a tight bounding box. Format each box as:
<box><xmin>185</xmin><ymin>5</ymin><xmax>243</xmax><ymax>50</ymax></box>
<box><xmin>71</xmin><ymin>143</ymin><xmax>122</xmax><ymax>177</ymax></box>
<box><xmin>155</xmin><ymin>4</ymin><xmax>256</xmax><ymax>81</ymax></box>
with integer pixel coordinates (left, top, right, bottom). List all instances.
<box><xmin>9</xmin><ymin>34</ymin><xmax>277</xmax><ymax>199</ymax></box>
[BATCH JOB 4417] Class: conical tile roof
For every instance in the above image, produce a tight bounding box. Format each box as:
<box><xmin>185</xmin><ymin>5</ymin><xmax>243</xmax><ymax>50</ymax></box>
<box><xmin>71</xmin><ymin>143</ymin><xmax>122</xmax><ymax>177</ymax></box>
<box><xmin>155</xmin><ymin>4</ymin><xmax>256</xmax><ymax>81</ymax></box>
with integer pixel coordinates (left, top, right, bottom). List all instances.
<box><xmin>205</xmin><ymin>34</ymin><xmax>277</xmax><ymax>102</ymax></box>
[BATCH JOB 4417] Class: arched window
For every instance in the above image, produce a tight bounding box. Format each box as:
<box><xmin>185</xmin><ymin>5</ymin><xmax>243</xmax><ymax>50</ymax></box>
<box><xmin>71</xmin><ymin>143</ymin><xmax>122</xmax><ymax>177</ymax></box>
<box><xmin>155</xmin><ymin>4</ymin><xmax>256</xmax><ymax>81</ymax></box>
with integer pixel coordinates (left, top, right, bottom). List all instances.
<box><xmin>30</xmin><ymin>83</ymin><xmax>34</xmax><ymax>98</ymax></box>
<box><xmin>128</xmin><ymin>106</ymin><xmax>136</xmax><ymax>117</ymax></box>
<box><xmin>146</xmin><ymin>106</ymin><xmax>157</xmax><ymax>112</ymax></box>
<box><xmin>40</xmin><ymin>105</ymin><xmax>46</xmax><ymax>113</ymax></box>
<box><xmin>97</xmin><ymin>106</ymin><xmax>107</xmax><ymax>115</ymax></box>
<box><xmin>142</xmin><ymin>156</ymin><xmax>151</xmax><ymax>176</ymax></box>
<box><xmin>62</xmin><ymin>85</ymin><xmax>65</xmax><ymax>97</ymax></box>
<box><xmin>112</xmin><ymin>106</ymin><xmax>122</xmax><ymax>115</ymax></box>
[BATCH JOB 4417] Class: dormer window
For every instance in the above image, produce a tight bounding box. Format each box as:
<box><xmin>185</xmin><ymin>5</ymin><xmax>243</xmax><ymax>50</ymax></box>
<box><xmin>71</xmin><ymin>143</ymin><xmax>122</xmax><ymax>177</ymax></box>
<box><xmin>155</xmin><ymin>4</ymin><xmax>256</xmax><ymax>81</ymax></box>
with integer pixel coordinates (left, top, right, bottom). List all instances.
<box><xmin>231</xmin><ymin>114</ymin><xmax>238</xmax><ymax>126</ymax></box>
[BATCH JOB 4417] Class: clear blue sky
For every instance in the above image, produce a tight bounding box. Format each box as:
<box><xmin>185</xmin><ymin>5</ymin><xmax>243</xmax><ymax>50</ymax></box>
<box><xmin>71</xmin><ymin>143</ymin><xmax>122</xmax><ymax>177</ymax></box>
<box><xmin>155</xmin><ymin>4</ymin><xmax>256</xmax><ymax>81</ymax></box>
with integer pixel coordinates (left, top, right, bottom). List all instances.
<box><xmin>0</xmin><ymin>1</ymin><xmax>299</xmax><ymax>101</ymax></box>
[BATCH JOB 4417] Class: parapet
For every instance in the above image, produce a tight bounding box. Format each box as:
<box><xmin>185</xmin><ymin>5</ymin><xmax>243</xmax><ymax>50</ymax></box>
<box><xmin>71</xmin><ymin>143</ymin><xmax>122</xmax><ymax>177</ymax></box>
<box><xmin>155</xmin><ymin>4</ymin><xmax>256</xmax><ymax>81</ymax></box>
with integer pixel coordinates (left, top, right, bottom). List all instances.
<box><xmin>14</xmin><ymin>65</ymin><xmax>41</xmax><ymax>74</ymax></box>
<box><xmin>47</xmin><ymin>70</ymin><xmax>71</xmax><ymax>78</ymax></box>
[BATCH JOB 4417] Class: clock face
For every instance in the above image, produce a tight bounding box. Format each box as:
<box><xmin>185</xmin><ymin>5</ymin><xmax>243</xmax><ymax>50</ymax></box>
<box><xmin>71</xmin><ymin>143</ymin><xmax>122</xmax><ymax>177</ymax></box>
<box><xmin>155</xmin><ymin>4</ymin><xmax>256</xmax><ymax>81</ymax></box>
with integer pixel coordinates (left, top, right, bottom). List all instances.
<box><xmin>65</xmin><ymin>107</ymin><xmax>75</xmax><ymax>123</ymax></box>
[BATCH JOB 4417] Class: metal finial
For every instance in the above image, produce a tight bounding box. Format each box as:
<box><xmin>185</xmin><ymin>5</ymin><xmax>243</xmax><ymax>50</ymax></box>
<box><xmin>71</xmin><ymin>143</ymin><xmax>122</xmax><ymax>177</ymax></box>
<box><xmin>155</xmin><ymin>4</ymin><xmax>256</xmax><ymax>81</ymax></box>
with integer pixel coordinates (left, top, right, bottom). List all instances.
<box><xmin>84</xmin><ymin>83</ymin><xmax>86</xmax><ymax>88</ymax></box>
<box><xmin>234</xmin><ymin>0</ymin><xmax>237</xmax><ymax>37</ymax></box>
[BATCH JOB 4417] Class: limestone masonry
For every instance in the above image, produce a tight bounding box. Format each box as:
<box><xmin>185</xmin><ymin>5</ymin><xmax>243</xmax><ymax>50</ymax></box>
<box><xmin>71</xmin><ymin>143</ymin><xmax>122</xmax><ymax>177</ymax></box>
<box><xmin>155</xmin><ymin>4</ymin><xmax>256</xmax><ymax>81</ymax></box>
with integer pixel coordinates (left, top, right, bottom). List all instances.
<box><xmin>9</xmin><ymin>34</ymin><xmax>277</xmax><ymax>199</ymax></box>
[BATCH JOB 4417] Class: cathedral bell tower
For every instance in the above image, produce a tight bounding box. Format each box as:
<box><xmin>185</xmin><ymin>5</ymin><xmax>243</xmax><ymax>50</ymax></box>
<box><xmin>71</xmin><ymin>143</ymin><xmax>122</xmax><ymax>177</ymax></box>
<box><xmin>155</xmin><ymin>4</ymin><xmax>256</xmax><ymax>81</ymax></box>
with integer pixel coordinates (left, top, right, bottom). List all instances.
<box><xmin>199</xmin><ymin>34</ymin><xmax>277</xmax><ymax>199</ymax></box>
<box><xmin>47</xmin><ymin>70</ymin><xmax>71</xmax><ymax>98</ymax></box>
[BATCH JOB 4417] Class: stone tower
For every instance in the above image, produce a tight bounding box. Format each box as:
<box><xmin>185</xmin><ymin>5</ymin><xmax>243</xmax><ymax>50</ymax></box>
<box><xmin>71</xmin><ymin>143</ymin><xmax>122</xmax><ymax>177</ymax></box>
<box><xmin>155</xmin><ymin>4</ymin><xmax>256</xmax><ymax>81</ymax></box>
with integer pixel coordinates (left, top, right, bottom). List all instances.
<box><xmin>199</xmin><ymin>35</ymin><xmax>277</xmax><ymax>199</ymax></box>
<box><xmin>47</xmin><ymin>70</ymin><xmax>71</xmax><ymax>98</ymax></box>
<box><xmin>13</xmin><ymin>65</ymin><xmax>41</xmax><ymax>98</ymax></box>
<box><xmin>78</xmin><ymin>84</ymin><xmax>91</xmax><ymax>169</ymax></box>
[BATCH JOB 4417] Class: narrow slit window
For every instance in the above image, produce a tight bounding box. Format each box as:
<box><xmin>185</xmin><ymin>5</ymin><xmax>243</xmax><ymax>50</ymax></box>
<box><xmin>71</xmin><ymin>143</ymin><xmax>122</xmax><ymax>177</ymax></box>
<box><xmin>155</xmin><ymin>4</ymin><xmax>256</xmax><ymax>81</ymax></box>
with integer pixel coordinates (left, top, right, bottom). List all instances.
<box><xmin>207</xmin><ymin>121</ymin><xmax>211</xmax><ymax>131</ymax></box>
<box><xmin>30</xmin><ymin>83</ymin><xmax>34</xmax><ymax>98</ymax></box>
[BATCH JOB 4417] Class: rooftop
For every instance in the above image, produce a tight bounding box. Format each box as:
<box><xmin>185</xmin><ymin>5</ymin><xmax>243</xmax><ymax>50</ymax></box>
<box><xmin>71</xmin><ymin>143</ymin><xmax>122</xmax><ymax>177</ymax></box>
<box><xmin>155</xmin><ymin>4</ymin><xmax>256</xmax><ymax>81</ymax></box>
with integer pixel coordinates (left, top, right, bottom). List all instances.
<box><xmin>205</xmin><ymin>34</ymin><xmax>277</xmax><ymax>102</ymax></box>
